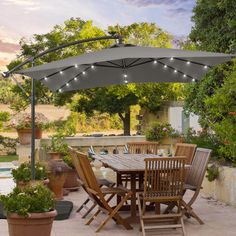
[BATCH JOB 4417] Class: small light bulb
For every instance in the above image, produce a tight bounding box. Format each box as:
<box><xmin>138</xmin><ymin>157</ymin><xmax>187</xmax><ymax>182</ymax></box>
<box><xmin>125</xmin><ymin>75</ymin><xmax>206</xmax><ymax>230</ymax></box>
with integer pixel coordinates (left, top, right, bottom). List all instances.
<box><xmin>204</xmin><ymin>65</ymin><xmax>208</xmax><ymax>69</ymax></box>
<box><xmin>123</xmin><ymin>73</ymin><xmax>128</xmax><ymax>78</ymax></box>
<box><xmin>74</xmin><ymin>77</ymin><xmax>77</xmax><ymax>81</ymax></box>
<box><xmin>91</xmin><ymin>65</ymin><xmax>95</xmax><ymax>69</ymax></box>
<box><xmin>164</xmin><ymin>65</ymin><xmax>167</xmax><ymax>69</ymax></box>
<box><xmin>174</xmin><ymin>70</ymin><xmax>177</xmax><ymax>73</ymax></box>
<box><xmin>170</xmin><ymin>57</ymin><xmax>174</xmax><ymax>61</ymax></box>
<box><xmin>82</xmin><ymin>71</ymin><xmax>86</xmax><ymax>75</ymax></box>
<box><xmin>74</xmin><ymin>64</ymin><xmax>78</xmax><ymax>68</ymax></box>
<box><xmin>192</xmin><ymin>78</ymin><xmax>196</xmax><ymax>82</ymax></box>
<box><xmin>183</xmin><ymin>74</ymin><xmax>186</xmax><ymax>78</ymax></box>
<box><xmin>153</xmin><ymin>60</ymin><xmax>157</xmax><ymax>64</ymax></box>
<box><xmin>60</xmin><ymin>71</ymin><xmax>63</xmax><ymax>74</ymax></box>
<box><xmin>66</xmin><ymin>83</ymin><xmax>69</xmax><ymax>87</ymax></box>
<box><xmin>187</xmin><ymin>61</ymin><xmax>190</xmax><ymax>65</ymax></box>
<box><xmin>59</xmin><ymin>89</ymin><xmax>62</xmax><ymax>92</ymax></box>
<box><xmin>124</xmin><ymin>79</ymin><xmax>128</xmax><ymax>84</ymax></box>
<box><xmin>44</xmin><ymin>77</ymin><xmax>48</xmax><ymax>81</ymax></box>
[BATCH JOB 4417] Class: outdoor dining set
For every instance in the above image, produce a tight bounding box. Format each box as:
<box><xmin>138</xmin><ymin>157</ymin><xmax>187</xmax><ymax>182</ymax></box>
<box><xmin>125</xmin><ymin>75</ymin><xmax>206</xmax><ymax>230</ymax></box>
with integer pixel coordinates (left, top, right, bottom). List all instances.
<box><xmin>69</xmin><ymin>142</ymin><xmax>212</xmax><ymax>236</ymax></box>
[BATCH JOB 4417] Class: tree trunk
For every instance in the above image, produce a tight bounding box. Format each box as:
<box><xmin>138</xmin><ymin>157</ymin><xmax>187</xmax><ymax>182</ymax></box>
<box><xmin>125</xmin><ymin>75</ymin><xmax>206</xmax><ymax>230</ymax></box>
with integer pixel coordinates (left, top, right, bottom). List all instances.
<box><xmin>119</xmin><ymin>108</ymin><xmax>131</xmax><ymax>136</ymax></box>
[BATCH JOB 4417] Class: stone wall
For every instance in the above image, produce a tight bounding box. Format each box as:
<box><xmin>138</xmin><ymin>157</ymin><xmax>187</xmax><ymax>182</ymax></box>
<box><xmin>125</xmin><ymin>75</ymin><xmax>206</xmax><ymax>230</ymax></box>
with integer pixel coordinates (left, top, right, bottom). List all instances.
<box><xmin>202</xmin><ymin>166</ymin><xmax>236</xmax><ymax>207</ymax></box>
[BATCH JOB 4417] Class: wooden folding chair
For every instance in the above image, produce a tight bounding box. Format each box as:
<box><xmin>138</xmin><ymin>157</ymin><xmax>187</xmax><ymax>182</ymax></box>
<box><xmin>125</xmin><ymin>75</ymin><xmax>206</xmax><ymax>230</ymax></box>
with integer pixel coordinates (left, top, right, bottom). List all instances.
<box><xmin>137</xmin><ymin>157</ymin><xmax>186</xmax><ymax>236</ymax></box>
<box><xmin>174</xmin><ymin>143</ymin><xmax>197</xmax><ymax>164</ymax></box>
<box><xmin>127</xmin><ymin>141</ymin><xmax>159</xmax><ymax>155</ymax></box>
<box><xmin>68</xmin><ymin>147</ymin><xmax>114</xmax><ymax>219</ymax></box>
<box><xmin>165</xmin><ymin>148</ymin><xmax>211</xmax><ymax>224</ymax></box>
<box><xmin>122</xmin><ymin>141</ymin><xmax>160</xmax><ymax>188</ymax></box>
<box><xmin>78</xmin><ymin>152</ymin><xmax>133</xmax><ymax>233</ymax></box>
<box><xmin>182</xmin><ymin>148</ymin><xmax>212</xmax><ymax>224</ymax></box>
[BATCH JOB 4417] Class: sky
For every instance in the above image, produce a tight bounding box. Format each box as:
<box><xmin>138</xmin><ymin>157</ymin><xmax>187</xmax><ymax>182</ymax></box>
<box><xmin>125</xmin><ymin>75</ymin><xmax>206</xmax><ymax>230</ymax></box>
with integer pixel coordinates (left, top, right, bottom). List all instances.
<box><xmin>0</xmin><ymin>0</ymin><xmax>196</xmax><ymax>70</ymax></box>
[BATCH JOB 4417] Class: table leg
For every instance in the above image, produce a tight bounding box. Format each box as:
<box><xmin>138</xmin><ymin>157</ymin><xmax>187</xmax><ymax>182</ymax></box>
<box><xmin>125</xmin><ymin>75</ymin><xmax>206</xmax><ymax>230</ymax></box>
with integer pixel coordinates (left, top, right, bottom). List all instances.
<box><xmin>117</xmin><ymin>173</ymin><xmax>122</xmax><ymax>204</ymax></box>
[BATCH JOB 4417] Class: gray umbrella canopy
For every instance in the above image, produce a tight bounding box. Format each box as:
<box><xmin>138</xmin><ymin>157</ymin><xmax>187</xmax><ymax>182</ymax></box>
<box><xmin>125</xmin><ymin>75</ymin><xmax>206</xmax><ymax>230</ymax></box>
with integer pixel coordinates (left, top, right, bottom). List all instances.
<box><xmin>18</xmin><ymin>44</ymin><xmax>235</xmax><ymax>92</ymax></box>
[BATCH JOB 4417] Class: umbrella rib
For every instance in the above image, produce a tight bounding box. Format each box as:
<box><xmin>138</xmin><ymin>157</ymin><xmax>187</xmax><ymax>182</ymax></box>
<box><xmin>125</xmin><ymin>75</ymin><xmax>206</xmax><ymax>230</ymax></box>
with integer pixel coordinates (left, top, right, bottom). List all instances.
<box><xmin>94</xmin><ymin>63</ymin><xmax>120</xmax><ymax>68</ymax></box>
<box><xmin>106</xmin><ymin>61</ymin><xmax>122</xmax><ymax>68</ymax></box>
<box><xmin>158</xmin><ymin>57</ymin><xmax>212</xmax><ymax>68</ymax></box>
<box><xmin>157</xmin><ymin>61</ymin><xmax>193</xmax><ymax>80</ymax></box>
<box><xmin>39</xmin><ymin>65</ymin><xmax>74</xmax><ymax>81</ymax></box>
<box><xmin>56</xmin><ymin>65</ymin><xmax>92</xmax><ymax>91</ymax></box>
<box><xmin>128</xmin><ymin>59</ymin><xmax>154</xmax><ymax>68</ymax></box>
<box><xmin>126</xmin><ymin>58</ymin><xmax>141</xmax><ymax>67</ymax></box>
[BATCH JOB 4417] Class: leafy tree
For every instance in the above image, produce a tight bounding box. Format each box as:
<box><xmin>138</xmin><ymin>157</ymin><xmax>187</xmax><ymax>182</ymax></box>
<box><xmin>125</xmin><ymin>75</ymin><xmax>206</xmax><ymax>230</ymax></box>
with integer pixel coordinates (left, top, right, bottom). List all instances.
<box><xmin>184</xmin><ymin>0</ymin><xmax>236</xmax><ymax>161</ymax></box>
<box><xmin>190</xmin><ymin>0</ymin><xmax>236</xmax><ymax>53</ymax></box>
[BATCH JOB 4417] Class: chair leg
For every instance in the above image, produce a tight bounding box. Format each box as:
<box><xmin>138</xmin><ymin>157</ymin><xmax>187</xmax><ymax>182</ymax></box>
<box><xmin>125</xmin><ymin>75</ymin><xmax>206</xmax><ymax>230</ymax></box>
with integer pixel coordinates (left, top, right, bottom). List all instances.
<box><xmin>95</xmin><ymin>193</ymin><xmax>133</xmax><ymax>232</ymax></box>
<box><xmin>180</xmin><ymin>216</ymin><xmax>186</xmax><ymax>236</ymax></box>
<box><xmin>82</xmin><ymin>202</ymin><xmax>96</xmax><ymax>218</ymax></box>
<box><xmin>86</xmin><ymin>208</ymin><xmax>100</xmax><ymax>225</ymax></box>
<box><xmin>182</xmin><ymin>200</ymin><xmax>204</xmax><ymax>225</ymax></box>
<box><xmin>137</xmin><ymin>194</ymin><xmax>146</xmax><ymax>236</ymax></box>
<box><xmin>77</xmin><ymin>198</ymin><xmax>90</xmax><ymax>213</ymax></box>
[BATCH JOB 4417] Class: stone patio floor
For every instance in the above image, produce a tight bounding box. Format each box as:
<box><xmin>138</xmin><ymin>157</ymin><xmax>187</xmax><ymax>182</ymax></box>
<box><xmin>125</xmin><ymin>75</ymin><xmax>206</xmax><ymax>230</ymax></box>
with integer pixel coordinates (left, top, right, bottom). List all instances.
<box><xmin>1</xmin><ymin>167</ymin><xmax>236</xmax><ymax>235</ymax></box>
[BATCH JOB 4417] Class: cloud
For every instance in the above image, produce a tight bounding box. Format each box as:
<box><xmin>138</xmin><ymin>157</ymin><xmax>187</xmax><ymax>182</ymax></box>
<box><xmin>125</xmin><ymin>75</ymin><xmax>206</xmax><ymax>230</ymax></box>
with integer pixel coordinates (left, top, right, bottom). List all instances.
<box><xmin>0</xmin><ymin>40</ymin><xmax>20</xmax><ymax>53</ymax></box>
<box><xmin>2</xmin><ymin>0</ymin><xmax>40</xmax><ymax>11</ymax></box>
<box><xmin>168</xmin><ymin>7</ymin><xmax>191</xmax><ymax>15</ymax></box>
<box><xmin>122</xmin><ymin>0</ymin><xmax>193</xmax><ymax>7</ymax></box>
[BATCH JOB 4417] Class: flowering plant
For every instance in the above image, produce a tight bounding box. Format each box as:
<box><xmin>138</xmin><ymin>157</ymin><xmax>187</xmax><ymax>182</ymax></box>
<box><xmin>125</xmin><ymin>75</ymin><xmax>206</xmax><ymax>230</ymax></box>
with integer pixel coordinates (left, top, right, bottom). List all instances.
<box><xmin>12</xmin><ymin>162</ymin><xmax>48</xmax><ymax>183</ymax></box>
<box><xmin>145</xmin><ymin>122</ymin><xmax>180</xmax><ymax>141</ymax></box>
<box><xmin>8</xmin><ymin>112</ymin><xmax>49</xmax><ymax>129</ymax></box>
<box><xmin>0</xmin><ymin>184</ymin><xmax>55</xmax><ymax>217</ymax></box>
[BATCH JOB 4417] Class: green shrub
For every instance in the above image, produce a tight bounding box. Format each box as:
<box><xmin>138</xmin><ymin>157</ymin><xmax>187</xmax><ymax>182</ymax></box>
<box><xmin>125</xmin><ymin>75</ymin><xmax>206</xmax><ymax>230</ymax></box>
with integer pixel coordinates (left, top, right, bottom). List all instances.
<box><xmin>184</xmin><ymin>128</ymin><xmax>222</xmax><ymax>159</ymax></box>
<box><xmin>0</xmin><ymin>111</ymin><xmax>10</xmax><ymax>130</ymax></box>
<box><xmin>0</xmin><ymin>184</ymin><xmax>55</xmax><ymax>217</ymax></box>
<box><xmin>206</xmin><ymin>164</ymin><xmax>219</xmax><ymax>182</ymax></box>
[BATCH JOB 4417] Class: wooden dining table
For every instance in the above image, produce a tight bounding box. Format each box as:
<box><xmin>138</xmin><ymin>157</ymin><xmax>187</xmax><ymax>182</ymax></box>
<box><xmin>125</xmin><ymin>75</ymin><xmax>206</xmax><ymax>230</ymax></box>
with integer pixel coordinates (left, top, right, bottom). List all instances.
<box><xmin>93</xmin><ymin>153</ymin><xmax>165</xmax><ymax>218</ymax></box>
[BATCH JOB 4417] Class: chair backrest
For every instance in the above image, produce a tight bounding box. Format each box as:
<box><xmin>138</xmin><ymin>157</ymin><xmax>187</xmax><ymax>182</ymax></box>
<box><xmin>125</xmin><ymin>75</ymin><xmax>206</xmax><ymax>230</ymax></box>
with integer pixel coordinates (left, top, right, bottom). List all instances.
<box><xmin>185</xmin><ymin>148</ymin><xmax>212</xmax><ymax>188</ymax></box>
<box><xmin>144</xmin><ymin>157</ymin><xmax>186</xmax><ymax>199</ymax></box>
<box><xmin>68</xmin><ymin>147</ymin><xmax>88</xmax><ymax>186</ymax></box>
<box><xmin>77</xmin><ymin>152</ymin><xmax>102</xmax><ymax>195</ymax></box>
<box><xmin>174</xmin><ymin>143</ymin><xmax>197</xmax><ymax>164</ymax></box>
<box><xmin>127</xmin><ymin>141</ymin><xmax>159</xmax><ymax>155</ymax></box>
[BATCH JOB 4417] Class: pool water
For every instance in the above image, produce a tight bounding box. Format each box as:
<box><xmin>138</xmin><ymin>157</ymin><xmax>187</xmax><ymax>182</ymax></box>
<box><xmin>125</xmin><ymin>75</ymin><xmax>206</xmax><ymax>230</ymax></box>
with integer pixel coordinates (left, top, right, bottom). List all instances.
<box><xmin>0</xmin><ymin>168</ymin><xmax>12</xmax><ymax>178</ymax></box>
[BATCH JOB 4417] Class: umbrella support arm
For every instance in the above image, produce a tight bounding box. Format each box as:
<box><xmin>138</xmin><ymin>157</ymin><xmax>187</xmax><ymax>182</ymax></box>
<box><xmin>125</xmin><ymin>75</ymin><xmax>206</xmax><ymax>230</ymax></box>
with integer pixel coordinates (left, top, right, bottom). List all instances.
<box><xmin>2</xmin><ymin>35</ymin><xmax>123</xmax><ymax>78</ymax></box>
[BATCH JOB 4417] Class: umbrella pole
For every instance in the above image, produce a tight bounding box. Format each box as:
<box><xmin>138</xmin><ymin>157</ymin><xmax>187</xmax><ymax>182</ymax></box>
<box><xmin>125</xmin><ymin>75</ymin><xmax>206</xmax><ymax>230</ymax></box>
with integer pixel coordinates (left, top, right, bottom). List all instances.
<box><xmin>31</xmin><ymin>60</ymin><xmax>36</xmax><ymax>180</ymax></box>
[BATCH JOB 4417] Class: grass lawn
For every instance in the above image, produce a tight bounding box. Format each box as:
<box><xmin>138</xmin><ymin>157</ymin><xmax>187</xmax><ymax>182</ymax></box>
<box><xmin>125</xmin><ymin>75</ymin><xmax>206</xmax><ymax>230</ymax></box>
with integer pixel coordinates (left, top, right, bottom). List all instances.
<box><xmin>0</xmin><ymin>155</ymin><xmax>18</xmax><ymax>162</ymax></box>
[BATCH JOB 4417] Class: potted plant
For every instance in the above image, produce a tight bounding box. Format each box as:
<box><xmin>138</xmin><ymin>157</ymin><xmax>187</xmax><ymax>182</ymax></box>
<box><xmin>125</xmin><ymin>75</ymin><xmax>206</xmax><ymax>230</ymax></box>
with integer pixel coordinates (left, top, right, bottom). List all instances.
<box><xmin>63</xmin><ymin>154</ymin><xmax>80</xmax><ymax>190</ymax></box>
<box><xmin>0</xmin><ymin>184</ymin><xmax>57</xmax><ymax>236</ymax></box>
<box><xmin>46</xmin><ymin>133</ymin><xmax>69</xmax><ymax>160</ymax></box>
<box><xmin>12</xmin><ymin>162</ymin><xmax>48</xmax><ymax>189</ymax></box>
<box><xmin>47</xmin><ymin>160</ymin><xmax>71</xmax><ymax>200</ymax></box>
<box><xmin>9</xmin><ymin>112</ymin><xmax>49</xmax><ymax>145</ymax></box>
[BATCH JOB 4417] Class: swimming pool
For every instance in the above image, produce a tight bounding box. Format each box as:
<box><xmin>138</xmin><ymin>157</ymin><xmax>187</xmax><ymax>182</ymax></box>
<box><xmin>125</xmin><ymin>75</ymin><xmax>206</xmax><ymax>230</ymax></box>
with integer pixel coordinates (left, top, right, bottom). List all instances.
<box><xmin>0</xmin><ymin>168</ymin><xmax>12</xmax><ymax>178</ymax></box>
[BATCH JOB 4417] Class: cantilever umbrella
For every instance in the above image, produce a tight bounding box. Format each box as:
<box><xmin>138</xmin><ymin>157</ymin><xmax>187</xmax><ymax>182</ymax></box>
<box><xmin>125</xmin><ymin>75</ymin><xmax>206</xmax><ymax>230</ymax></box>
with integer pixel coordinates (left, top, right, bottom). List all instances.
<box><xmin>17</xmin><ymin>44</ymin><xmax>235</xmax><ymax>93</ymax></box>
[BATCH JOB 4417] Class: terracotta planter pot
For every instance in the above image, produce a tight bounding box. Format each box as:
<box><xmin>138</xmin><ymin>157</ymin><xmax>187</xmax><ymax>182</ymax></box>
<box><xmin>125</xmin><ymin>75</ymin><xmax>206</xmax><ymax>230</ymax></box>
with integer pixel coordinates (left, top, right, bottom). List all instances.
<box><xmin>48</xmin><ymin>152</ymin><xmax>62</xmax><ymax>160</ymax></box>
<box><xmin>63</xmin><ymin>169</ymin><xmax>80</xmax><ymax>190</ymax></box>
<box><xmin>17</xmin><ymin>128</ymin><xmax>42</xmax><ymax>145</ymax></box>
<box><xmin>48</xmin><ymin>173</ymin><xmax>67</xmax><ymax>200</ymax></box>
<box><xmin>7</xmin><ymin>210</ymin><xmax>57</xmax><ymax>236</ymax></box>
